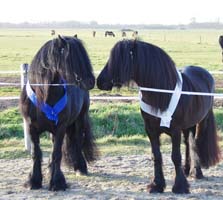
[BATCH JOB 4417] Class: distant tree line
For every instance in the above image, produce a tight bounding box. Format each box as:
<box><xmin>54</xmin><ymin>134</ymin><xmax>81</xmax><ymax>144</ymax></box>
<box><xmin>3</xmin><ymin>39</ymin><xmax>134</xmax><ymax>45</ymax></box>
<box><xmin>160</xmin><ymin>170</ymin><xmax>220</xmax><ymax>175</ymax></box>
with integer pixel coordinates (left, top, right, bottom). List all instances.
<box><xmin>0</xmin><ymin>21</ymin><xmax>223</xmax><ymax>29</ymax></box>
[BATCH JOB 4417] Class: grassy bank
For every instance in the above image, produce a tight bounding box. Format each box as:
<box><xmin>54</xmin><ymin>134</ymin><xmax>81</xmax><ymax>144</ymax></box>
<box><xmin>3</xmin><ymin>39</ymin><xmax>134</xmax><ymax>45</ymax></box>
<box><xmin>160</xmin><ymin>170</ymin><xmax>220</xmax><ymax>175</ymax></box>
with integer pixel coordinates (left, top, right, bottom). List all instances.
<box><xmin>1</xmin><ymin>103</ymin><xmax>223</xmax><ymax>140</ymax></box>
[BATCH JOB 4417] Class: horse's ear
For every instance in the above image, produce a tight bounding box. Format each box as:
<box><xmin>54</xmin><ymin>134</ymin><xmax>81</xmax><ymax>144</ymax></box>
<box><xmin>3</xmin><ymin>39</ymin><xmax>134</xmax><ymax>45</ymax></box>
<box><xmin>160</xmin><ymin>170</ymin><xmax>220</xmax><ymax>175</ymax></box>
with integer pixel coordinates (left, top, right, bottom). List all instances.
<box><xmin>58</xmin><ymin>35</ymin><xmax>66</xmax><ymax>47</ymax></box>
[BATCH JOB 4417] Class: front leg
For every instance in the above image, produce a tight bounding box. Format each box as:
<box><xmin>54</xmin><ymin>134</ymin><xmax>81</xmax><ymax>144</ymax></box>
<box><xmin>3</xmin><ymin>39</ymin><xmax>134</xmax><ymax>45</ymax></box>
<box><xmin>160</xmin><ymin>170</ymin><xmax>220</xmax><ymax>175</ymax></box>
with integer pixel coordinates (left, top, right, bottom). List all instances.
<box><xmin>147</xmin><ymin>131</ymin><xmax>166</xmax><ymax>193</ymax></box>
<box><xmin>24</xmin><ymin>125</ymin><xmax>42</xmax><ymax>189</ymax></box>
<box><xmin>49</xmin><ymin>128</ymin><xmax>67</xmax><ymax>191</ymax></box>
<box><xmin>171</xmin><ymin>130</ymin><xmax>190</xmax><ymax>194</ymax></box>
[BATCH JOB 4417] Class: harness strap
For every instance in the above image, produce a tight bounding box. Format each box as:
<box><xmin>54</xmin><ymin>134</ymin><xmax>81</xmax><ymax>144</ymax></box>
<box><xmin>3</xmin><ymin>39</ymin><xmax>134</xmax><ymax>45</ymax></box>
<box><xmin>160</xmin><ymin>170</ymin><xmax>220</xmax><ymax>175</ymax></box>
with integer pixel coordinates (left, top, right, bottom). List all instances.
<box><xmin>139</xmin><ymin>71</ymin><xmax>183</xmax><ymax>128</ymax></box>
<box><xmin>26</xmin><ymin>80</ymin><xmax>67</xmax><ymax>125</ymax></box>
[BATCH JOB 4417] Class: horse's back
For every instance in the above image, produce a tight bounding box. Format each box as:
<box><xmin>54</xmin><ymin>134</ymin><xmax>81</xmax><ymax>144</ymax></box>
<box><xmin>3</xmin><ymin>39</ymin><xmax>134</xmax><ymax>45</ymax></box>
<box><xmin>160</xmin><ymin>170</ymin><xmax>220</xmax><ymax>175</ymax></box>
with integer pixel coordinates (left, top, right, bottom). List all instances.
<box><xmin>182</xmin><ymin>66</ymin><xmax>214</xmax><ymax>93</ymax></box>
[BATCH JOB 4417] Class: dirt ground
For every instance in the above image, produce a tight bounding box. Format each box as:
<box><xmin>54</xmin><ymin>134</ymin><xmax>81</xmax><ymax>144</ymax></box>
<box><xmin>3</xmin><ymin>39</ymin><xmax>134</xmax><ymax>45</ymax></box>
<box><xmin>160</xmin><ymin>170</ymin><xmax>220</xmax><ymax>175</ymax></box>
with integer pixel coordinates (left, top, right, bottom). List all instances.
<box><xmin>0</xmin><ymin>153</ymin><xmax>223</xmax><ymax>200</ymax></box>
<box><xmin>0</xmin><ymin>76</ymin><xmax>223</xmax><ymax>199</ymax></box>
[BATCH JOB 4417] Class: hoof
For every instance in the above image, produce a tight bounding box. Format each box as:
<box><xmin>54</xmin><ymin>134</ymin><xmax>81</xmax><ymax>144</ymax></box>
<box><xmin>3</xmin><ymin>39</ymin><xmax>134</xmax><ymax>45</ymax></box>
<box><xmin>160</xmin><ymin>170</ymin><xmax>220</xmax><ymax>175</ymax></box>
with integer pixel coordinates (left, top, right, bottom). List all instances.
<box><xmin>49</xmin><ymin>174</ymin><xmax>67</xmax><ymax>191</ymax></box>
<box><xmin>24</xmin><ymin>180</ymin><xmax>42</xmax><ymax>190</ymax></box>
<box><xmin>172</xmin><ymin>182</ymin><xmax>190</xmax><ymax>194</ymax></box>
<box><xmin>75</xmin><ymin>169</ymin><xmax>88</xmax><ymax>176</ymax></box>
<box><xmin>49</xmin><ymin>181</ymin><xmax>67</xmax><ymax>191</ymax></box>
<box><xmin>189</xmin><ymin>168</ymin><xmax>204</xmax><ymax>179</ymax></box>
<box><xmin>147</xmin><ymin>182</ymin><xmax>165</xmax><ymax>193</ymax></box>
<box><xmin>172</xmin><ymin>186</ymin><xmax>190</xmax><ymax>194</ymax></box>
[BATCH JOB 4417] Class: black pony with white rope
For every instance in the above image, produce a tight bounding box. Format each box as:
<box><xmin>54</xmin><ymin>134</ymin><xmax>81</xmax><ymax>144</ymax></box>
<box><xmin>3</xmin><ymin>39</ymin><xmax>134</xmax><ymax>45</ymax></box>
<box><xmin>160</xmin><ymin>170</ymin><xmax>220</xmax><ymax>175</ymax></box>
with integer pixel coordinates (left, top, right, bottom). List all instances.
<box><xmin>97</xmin><ymin>39</ymin><xmax>221</xmax><ymax>194</ymax></box>
<box><xmin>20</xmin><ymin>35</ymin><xmax>98</xmax><ymax>191</ymax></box>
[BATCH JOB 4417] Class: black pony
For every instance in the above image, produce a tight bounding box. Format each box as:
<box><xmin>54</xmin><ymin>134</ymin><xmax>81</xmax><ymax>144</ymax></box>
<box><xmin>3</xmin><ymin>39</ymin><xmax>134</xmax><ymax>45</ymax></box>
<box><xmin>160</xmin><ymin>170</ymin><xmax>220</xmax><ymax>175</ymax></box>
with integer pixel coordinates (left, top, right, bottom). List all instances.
<box><xmin>20</xmin><ymin>35</ymin><xmax>98</xmax><ymax>191</ymax></box>
<box><xmin>97</xmin><ymin>39</ymin><xmax>221</xmax><ymax>194</ymax></box>
<box><xmin>219</xmin><ymin>35</ymin><xmax>223</xmax><ymax>62</ymax></box>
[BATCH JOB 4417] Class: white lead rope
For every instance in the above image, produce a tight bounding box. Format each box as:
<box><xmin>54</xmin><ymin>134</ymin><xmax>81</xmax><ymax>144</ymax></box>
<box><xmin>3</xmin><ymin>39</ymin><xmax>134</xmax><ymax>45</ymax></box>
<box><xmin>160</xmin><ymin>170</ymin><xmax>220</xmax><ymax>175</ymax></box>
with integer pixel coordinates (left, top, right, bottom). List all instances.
<box><xmin>139</xmin><ymin>87</ymin><xmax>223</xmax><ymax>97</ymax></box>
<box><xmin>0</xmin><ymin>82</ymin><xmax>223</xmax><ymax>97</ymax></box>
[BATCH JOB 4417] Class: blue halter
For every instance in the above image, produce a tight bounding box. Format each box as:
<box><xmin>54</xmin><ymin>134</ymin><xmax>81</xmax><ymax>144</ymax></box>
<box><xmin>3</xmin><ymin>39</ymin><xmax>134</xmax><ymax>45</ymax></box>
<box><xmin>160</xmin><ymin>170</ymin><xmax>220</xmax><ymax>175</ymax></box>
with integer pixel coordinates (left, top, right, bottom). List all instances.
<box><xmin>26</xmin><ymin>80</ymin><xmax>67</xmax><ymax>125</ymax></box>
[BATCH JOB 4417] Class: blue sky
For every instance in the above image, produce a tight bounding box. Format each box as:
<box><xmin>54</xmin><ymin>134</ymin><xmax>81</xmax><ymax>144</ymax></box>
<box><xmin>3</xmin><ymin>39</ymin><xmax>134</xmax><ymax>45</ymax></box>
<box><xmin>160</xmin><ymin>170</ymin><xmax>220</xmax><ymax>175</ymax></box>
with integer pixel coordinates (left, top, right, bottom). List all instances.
<box><xmin>1</xmin><ymin>0</ymin><xmax>222</xmax><ymax>24</ymax></box>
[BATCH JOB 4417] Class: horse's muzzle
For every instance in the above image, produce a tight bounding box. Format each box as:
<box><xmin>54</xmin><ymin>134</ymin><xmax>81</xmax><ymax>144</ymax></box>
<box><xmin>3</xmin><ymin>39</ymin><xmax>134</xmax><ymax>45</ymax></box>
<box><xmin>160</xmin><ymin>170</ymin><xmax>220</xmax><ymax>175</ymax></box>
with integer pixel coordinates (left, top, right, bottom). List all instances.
<box><xmin>96</xmin><ymin>79</ymin><xmax>113</xmax><ymax>90</ymax></box>
<box><xmin>81</xmin><ymin>78</ymin><xmax>95</xmax><ymax>90</ymax></box>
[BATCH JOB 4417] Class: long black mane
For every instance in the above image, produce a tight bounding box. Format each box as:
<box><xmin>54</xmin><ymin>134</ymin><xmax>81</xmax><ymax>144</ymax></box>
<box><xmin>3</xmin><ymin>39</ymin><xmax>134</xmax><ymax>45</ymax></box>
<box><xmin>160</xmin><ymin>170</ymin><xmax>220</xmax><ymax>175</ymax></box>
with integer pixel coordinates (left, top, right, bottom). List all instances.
<box><xmin>97</xmin><ymin>39</ymin><xmax>220</xmax><ymax>194</ymax></box>
<box><xmin>29</xmin><ymin>36</ymin><xmax>94</xmax><ymax>102</ymax></box>
<box><xmin>20</xmin><ymin>36</ymin><xmax>97</xmax><ymax>191</ymax></box>
<box><xmin>108</xmin><ymin>39</ymin><xmax>179</xmax><ymax>111</ymax></box>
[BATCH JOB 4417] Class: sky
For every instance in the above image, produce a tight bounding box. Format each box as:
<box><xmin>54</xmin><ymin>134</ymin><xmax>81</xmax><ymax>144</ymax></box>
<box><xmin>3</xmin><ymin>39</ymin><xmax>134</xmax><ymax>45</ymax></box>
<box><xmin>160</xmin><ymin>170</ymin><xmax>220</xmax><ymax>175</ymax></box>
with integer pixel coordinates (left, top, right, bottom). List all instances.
<box><xmin>0</xmin><ymin>0</ymin><xmax>223</xmax><ymax>25</ymax></box>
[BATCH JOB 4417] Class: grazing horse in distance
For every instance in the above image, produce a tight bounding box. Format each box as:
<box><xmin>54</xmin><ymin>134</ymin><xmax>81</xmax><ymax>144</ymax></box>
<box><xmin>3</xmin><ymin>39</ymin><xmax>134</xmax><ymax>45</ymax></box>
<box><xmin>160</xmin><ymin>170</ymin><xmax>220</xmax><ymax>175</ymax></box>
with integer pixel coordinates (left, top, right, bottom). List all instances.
<box><xmin>132</xmin><ymin>31</ymin><xmax>138</xmax><ymax>38</ymax></box>
<box><xmin>219</xmin><ymin>35</ymin><xmax>223</xmax><ymax>62</ymax></box>
<box><xmin>97</xmin><ymin>39</ymin><xmax>220</xmax><ymax>194</ymax></box>
<box><xmin>20</xmin><ymin>35</ymin><xmax>98</xmax><ymax>191</ymax></box>
<box><xmin>93</xmin><ymin>31</ymin><xmax>96</xmax><ymax>37</ymax></box>
<box><xmin>122</xmin><ymin>31</ymin><xmax>127</xmax><ymax>37</ymax></box>
<box><xmin>105</xmin><ymin>31</ymin><xmax>115</xmax><ymax>37</ymax></box>
<box><xmin>51</xmin><ymin>30</ymin><xmax>55</xmax><ymax>36</ymax></box>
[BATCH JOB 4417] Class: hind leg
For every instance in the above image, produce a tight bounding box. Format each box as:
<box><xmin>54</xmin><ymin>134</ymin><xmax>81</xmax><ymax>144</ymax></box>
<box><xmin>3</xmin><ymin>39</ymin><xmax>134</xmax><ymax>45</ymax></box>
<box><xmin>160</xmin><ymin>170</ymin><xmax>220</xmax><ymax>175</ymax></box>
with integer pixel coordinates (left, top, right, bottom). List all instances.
<box><xmin>183</xmin><ymin>127</ymin><xmax>204</xmax><ymax>179</ymax></box>
<box><xmin>188</xmin><ymin>127</ymin><xmax>204</xmax><ymax>179</ymax></box>
<box><xmin>24</xmin><ymin>125</ymin><xmax>42</xmax><ymax>189</ymax></box>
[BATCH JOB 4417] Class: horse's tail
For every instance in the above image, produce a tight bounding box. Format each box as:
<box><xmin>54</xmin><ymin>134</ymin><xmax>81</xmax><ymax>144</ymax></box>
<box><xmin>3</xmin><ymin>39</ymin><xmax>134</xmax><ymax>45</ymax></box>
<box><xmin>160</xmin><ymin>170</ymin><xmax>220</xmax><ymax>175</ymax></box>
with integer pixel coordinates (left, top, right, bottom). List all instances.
<box><xmin>196</xmin><ymin>109</ymin><xmax>221</xmax><ymax>168</ymax></box>
<box><xmin>62</xmin><ymin>113</ymin><xmax>98</xmax><ymax>169</ymax></box>
<box><xmin>82</xmin><ymin>114</ymin><xmax>99</xmax><ymax>162</ymax></box>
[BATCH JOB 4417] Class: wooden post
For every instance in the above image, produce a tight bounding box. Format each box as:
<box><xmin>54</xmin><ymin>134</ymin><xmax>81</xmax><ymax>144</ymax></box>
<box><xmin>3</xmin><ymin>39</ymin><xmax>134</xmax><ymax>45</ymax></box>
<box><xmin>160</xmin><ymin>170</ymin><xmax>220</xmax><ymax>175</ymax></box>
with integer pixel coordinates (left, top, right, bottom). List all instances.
<box><xmin>20</xmin><ymin>63</ymin><xmax>32</xmax><ymax>153</ymax></box>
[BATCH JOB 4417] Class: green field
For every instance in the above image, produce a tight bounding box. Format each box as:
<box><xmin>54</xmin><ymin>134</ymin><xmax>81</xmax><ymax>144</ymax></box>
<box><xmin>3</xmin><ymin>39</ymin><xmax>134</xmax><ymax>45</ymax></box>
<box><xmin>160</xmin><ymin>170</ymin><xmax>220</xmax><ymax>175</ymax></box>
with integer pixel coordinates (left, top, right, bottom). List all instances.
<box><xmin>0</xmin><ymin>28</ymin><xmax>223</xmax><ymax>97</ymax></box>
<box><xmin>0</xmin><ymin>28</ymin><xmax>223</xmax><ymax>151</ymax></box>
<box><xmin>0</xmin><ymin>29</ymin><xmax>222</xmax><ymax>71</ymax></box>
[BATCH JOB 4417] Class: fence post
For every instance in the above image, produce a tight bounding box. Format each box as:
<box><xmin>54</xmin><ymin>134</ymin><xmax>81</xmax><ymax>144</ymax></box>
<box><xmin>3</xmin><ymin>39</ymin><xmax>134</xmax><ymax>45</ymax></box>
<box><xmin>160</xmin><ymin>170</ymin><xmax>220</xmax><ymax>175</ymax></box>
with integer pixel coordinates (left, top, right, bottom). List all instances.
<box><xmin>20</xmin><ymin>63</ymin><xmax>32</xmax><ymax>153</ymax></box>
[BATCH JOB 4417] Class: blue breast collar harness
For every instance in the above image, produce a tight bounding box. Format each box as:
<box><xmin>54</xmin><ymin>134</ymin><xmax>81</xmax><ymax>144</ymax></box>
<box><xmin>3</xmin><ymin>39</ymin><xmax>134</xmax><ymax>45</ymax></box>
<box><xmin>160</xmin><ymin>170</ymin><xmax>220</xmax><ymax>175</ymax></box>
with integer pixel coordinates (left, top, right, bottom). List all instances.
<box><xmin>26</xmin><ymin>80</ymin><xmax>67</xmax><ymax>125</ymax></box>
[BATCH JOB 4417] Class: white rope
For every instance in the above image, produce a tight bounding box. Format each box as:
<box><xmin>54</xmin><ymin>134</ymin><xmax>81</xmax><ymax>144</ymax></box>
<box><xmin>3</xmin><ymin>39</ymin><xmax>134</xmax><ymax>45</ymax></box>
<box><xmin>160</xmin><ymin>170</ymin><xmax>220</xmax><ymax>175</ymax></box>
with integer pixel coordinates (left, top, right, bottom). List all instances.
<box><xmin>0</xmin><ymin>70</ymin><xmax>20</xmax><ymax>74</ymax></box>
<box><xmin>139</xmin><ymin>87</ymin><xmax>223</xmax><ymax>97</ymax></box>
<box><xmin>0</xmin><ymin>82</ymin><xmax>77</xmax><ymax>86</ymax></box>
<box><xmin>1</xmin><ymin>95</ymin><xmax>223</xmax><ymax>101</ymax></box>
<box><xmin>0</xmin><ymin>96</ymin><xmax>19</xmax><ymax>100</ymax></box>
<box><xmin>90</xmin><ymin>96</ymin><xmax>138</xmax><ymax>100</ymax></box>
<box><xmin>0</xmin><ymin>96</ymin><xmax>139</xmax><ymax>101</ymax></box>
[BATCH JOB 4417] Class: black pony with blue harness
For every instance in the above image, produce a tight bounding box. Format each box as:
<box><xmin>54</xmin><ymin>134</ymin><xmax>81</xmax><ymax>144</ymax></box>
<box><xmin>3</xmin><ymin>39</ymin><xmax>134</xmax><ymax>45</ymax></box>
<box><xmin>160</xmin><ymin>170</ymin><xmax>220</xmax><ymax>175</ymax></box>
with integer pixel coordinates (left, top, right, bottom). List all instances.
<box><xmin>20</xmin><ymin>35</ymin><xmax>98</xmax><ymax>191</ymax></box>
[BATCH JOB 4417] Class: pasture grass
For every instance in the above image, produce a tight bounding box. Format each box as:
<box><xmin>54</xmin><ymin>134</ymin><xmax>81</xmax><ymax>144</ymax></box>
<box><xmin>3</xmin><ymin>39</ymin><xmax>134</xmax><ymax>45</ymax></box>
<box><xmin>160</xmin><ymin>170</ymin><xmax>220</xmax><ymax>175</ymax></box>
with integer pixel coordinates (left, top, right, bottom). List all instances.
<box><xmin>1</xmin><ymin>105</ymin><xmax>223</xmax><ymax>140</ymax></box>
<box><xmin>0</xmin><ymin>29</ymin><xmax>222</xmax><ymax>72</ymax></box>
<box><xmin>0</xmin><ymin>133</ymin><xmax>223</xmax><ymax>160</ymax></box>
<box><xmin>0</xmin><ymin>104</ymin><xmax>223</xmax><ymax>159</ymax></box>
<box><xmin>0</xmin><ymin>29</ymin><xmax>223</xmax><ymax>160</ymax></box>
